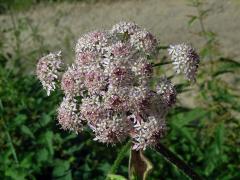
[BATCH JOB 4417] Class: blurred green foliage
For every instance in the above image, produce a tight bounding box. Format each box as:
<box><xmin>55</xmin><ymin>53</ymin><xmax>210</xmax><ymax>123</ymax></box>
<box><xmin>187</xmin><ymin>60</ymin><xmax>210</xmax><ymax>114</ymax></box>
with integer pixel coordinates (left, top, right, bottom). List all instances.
<box><xmin>0</xmin><ymin>0</ymin><xmax>240</xmax><ymax>179</ymax></box>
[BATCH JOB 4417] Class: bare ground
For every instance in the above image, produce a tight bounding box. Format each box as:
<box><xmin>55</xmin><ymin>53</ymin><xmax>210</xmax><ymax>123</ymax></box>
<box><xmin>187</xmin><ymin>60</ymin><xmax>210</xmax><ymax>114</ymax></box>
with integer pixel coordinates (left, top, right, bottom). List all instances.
<box><xmin>1</xmin><ymin>0</ymin><xmax>240</xmax><ymax>59</ymax></box>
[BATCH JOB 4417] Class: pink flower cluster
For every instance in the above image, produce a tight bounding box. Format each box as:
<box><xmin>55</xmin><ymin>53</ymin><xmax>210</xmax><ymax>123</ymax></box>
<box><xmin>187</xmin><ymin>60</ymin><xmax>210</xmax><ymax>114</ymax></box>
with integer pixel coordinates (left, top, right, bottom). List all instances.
<box><xmin>36</xmin><ymin>22</ymin><xmax>200</xmax><ymax>150</ymax></box>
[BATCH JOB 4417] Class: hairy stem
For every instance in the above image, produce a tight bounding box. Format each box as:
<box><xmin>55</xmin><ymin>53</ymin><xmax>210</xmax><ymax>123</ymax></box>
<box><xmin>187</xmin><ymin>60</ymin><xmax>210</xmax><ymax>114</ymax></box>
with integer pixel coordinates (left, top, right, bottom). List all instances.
<box><xmin>106</xmin><ymin>140</ymin><xmax>131</xmax><ymax>178</ymax></box>
<box><xmin>155</xmin><ymin>143</ymin><xmax>202</xmax><ymax>180</ymax></box>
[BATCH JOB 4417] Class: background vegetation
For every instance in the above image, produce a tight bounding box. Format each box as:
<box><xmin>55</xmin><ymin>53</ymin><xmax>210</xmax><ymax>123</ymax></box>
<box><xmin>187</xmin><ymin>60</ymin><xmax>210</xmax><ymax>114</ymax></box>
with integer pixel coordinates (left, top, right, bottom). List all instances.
<box><xmin>0</xmin><ymin>0</ymin><xmax>239</xmax><ymax>179</ymax></box>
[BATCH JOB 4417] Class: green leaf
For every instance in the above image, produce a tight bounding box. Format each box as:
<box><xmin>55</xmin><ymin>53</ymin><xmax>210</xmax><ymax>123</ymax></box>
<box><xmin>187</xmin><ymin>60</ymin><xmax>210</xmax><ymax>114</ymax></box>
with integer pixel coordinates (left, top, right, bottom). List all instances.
<box><xmin>175</xmin><ymin>83</ymin><xmax>191</xmax><ymax>94</ymax></box>
<box><xmin>108</xmin><ymin>141</ymin><xmax>131</xmax><ymax>175</ymax></box>
<box><xmin>203</xmin><ymin>124</ymin><xmax>226</xmax><ymax>176</ymax></box>
<box><xmin>129</xmin><ymin>150</ymin><xmax>153</xmax><ymax>180</ymax></box>
<box><xmin>5</xmin><ymin>168</ymin><xmax>27</xmax><ymax>180</ymax></box>
<box><xmin>188</xmin><ymin>15</ymin><xmax>198</xmax><ymax>26</ymax></box>
<box><xmin>215</xmin><ymin>123</ymin><xmax>225</xmax><ymax>155</ymax></box>
<box><xmin>98</xmin><ymin>162</ymin><xmax>111</xmax><ymax>174</ymax></box>
<box><xmin>213</xmin><ymin>58</ymin><xmax>240</xmax><ymax>76</ymax></box>
<box><xmin>171</xmin><ymin>108</ymin><xmax>207</xmax><ymax>127</ymax></box>
<box><xmin>41</xmin><ymin>113</ymin><xmax>52</xmax><ymax>126</ymax></box>
<box><xmin>20</xmin><ymin>153</ymin><xmax>34</xmax><ymax>169</ymax></box>
<box><xmin>52</xmin><ymin>160</ymin><xmax>72</xmax><ymax>180</ymax></box>
<box><xmin>0</xmin><ymin>99</ymin><xmax>3</xmax><ymax>114</ymax></box>
<box><xmin>200</xmin><ymin>9</ymin><xmax>210</xmax><ymax>18</ymax></box>
<box><xmin>171</xmin><ymin>123</ymin><xmax>200</xmax><ymax>153</ymax></box>
<box><xmin>12</xmin><ymin>114</ymin><xmax>27</xmax><ymax>126</ymax></box>
<box><xmin>63</xmin><ymin>143</ymin><xmax>84</xmax><ymax>155</ymax></box>
<box><xmin>200</xmin><ymin>46</ymin><xmax>212</xmax><ymax>59</ymax></box>
<box><xmin>36</xmin><ymin>148</ymin><xmax>49</xmax><ymax>163</ymax></box>
<box><xmin>21</xmin><ymin>125</ymin><xmax>35</xmax><ymax>139</ymax></box>
<box><xmin>213</xmin><ymin>70</ymin><xmax>235</xmax><ymax>77</ymax></box>
<box><xmin>218</xmin><ymin>58</ymin><xmax>240</xmax><ymax>67</ymax></box>
<box><xmin>45</xmin><ymin>131</ymin><xmax>54</xmax><ymax>155</ymax></box>
<box><xmin>107</xmin><ymin>174</ymin><xmax>127</xmax><ymax>180</ymax></box>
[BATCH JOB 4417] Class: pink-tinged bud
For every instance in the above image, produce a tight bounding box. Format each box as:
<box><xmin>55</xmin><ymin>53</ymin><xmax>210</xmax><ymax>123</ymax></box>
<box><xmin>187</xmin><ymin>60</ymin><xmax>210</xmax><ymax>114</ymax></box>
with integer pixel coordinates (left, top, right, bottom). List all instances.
<box><xmin>36</xmin><ymin>51</ymin><xmax>63</xmax><ymax>96</ymax></box>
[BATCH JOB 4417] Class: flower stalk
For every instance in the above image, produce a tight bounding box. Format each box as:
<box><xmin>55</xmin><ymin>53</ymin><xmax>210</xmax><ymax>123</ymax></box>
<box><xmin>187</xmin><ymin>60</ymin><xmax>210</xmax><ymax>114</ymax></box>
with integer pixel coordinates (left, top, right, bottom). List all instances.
<box><xmin>155</xmin><ymin>143</ymin><xmax>202</xmax><ymax>180</ymax></box>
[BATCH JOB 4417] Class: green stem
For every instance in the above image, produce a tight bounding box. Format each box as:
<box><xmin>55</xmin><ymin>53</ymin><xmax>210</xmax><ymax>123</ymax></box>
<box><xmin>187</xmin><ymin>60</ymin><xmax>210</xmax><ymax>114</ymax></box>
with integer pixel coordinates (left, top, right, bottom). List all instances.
<box><xmin>106</xmin><ymin>140</ymin><xmax>131</xmax><ymax>178</ymax></box>
<box><xmin>152</xmin><ymin>61</ymin><xmax>172</xmax><ymax>67</ymax></box>
<box><xmin>155</xmin><ymin>143</ymin><xmax>202</xmax><ymax>180</ymax></box>
<box><xmin>192</xmin><ymin>0</ymin><xmax>214</xmax><ymax>72</ymax></box>
<box><xmin>157</xmin><ymin>45</ymin><xmax>169</xmax><ymax>50</ymax></box>
<box><xmin>2</xmin><ymin>120</ymin><xmax>19</xmax><ymax>165</ymax></box>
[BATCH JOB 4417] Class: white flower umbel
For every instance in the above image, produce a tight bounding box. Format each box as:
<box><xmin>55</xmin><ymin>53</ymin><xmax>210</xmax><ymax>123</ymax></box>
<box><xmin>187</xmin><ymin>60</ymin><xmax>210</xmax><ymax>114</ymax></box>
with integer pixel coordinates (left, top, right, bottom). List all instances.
<box><xmin>36</xmin><ymin>22</ymin><xmax>200</xmax><ymax>150</ymax></box>
<box><xmin>36</xmin><ymin>51</ymin><xmax>63</xmax><ymax>96</ymax></box>
<box><xmin>168</xmin><ymin>43</ymin><xmax>200</xmax><ymax>81</ymax></box>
